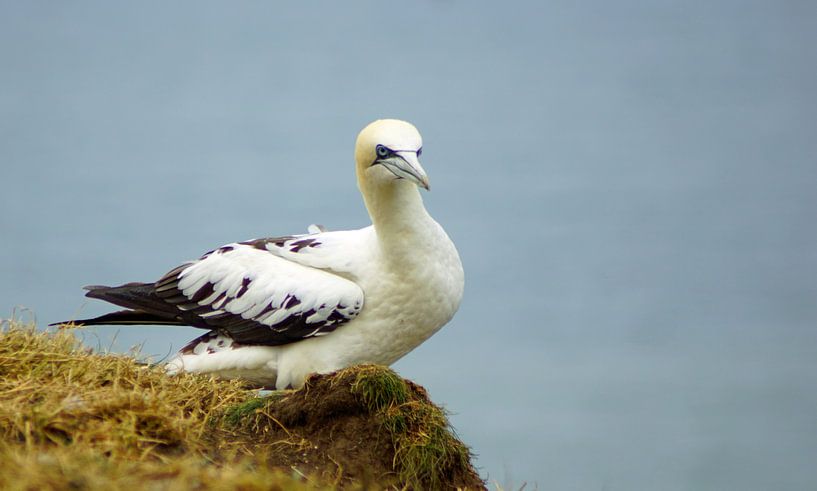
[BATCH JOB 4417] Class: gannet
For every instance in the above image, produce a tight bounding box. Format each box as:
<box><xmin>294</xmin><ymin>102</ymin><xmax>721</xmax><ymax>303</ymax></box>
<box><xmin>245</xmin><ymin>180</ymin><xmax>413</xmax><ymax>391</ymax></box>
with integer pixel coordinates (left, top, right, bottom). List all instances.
<box><xmin>53</xmin><ymin>119</ymin><xmax>464</xmax><ymax>389</ymax></box>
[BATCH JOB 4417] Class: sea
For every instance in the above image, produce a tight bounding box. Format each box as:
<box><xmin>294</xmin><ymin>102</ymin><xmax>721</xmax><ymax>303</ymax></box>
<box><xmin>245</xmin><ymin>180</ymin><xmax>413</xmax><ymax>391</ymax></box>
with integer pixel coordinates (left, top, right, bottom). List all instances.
<box><xmin>2</xmin><ymin>2</ymin><xmax>816</xmax><ymax>489</ymax></box>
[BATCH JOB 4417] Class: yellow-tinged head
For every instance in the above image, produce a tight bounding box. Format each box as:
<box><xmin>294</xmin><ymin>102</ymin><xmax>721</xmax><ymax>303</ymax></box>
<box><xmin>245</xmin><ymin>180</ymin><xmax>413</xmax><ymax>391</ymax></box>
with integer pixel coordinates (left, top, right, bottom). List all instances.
<box><xmin>355</xmin><ymin>119</ymin><xmax>429</xmax><ymax>191</ymax></box>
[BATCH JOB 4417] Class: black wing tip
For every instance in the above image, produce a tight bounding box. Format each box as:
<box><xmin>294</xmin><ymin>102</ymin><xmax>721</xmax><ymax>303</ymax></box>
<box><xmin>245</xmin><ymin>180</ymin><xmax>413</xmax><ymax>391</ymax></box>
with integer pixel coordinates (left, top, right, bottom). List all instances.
<box><xmin>48</xmin><ymin>310</ymin><xmax>184</xmax><ymax>327</ymax></box>
<box><xmin>83</xmin><ymin>283</ymin><xmax>149</xmax><ymax>292</ymax></box>
<box><xmin>83</xmin><ymin>285</ymin><xmax>112</xmax><ymax>299</ymax></box>
<box><xmin>48</xmin><ymin>320</ymin><xmax>81</xmax><ymax>328</ymax></box>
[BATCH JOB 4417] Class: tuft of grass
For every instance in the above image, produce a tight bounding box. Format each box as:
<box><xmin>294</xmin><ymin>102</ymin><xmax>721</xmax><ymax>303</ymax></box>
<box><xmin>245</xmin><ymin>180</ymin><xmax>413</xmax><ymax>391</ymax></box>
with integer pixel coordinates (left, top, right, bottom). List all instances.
<box><xmin>0</xmin><ymin>323</ymin><xmax>244</xmax><ymax>453</ymax></box>
<box><xmin>348</xmin><ymin>364</ymin><xmax>410</xmax><ymax>412</ymax></box>
<box><xmin>387</xmin><ymin>401</ymin><xmax>472</xmax><ymax>489</ymax></box>
<box><xmin>346</xmin><ymin>365</ymin><xmax>476</xmax><ymax>490</ymax></box>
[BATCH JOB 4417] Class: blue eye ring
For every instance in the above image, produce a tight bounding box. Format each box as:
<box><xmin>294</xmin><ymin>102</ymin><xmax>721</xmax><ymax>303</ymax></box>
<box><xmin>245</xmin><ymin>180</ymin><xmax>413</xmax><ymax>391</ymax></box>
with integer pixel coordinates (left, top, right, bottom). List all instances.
<box><xmin>376</xmin><ymin>144</ymin><xmax>390</xmax><ymax>158</ymax></box>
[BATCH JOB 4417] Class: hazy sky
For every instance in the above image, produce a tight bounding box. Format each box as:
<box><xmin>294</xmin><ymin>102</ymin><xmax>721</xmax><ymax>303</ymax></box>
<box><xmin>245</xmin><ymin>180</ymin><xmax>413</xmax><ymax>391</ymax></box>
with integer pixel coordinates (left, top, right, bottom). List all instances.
<box><xmin>2</xmin><ymin>2</ymin><xmax>816</xmax><ymax>489</ymax></box>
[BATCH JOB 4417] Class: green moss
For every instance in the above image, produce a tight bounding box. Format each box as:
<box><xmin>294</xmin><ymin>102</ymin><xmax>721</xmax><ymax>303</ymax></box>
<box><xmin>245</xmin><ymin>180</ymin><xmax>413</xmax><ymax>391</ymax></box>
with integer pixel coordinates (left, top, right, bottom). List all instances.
<box><xmin>222</xmin><ymin>397</ymin><xmax>268</xmax><ymax>427</ymax></box>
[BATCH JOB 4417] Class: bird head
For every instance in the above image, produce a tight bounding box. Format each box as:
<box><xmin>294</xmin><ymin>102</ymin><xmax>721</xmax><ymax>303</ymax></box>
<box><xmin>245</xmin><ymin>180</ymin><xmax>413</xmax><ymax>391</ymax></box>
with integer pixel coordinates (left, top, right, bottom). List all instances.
<box><xmin>355</xmin><ymin>119</ymin><xmax>429</xmax><ymax>191</ymax></box>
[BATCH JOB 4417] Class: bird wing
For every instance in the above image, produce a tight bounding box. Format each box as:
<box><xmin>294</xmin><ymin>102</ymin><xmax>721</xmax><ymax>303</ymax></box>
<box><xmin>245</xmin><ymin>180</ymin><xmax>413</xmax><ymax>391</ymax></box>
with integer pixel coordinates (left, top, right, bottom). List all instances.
<box><xmin>152</xmin><ymin>236</ymin><xmax>365</xmax><ymax>346</ymax></box>
<box><xmin>236</xmin><ymin>227</ymin><xmax>375</xmax><ymax>273</ymax></box>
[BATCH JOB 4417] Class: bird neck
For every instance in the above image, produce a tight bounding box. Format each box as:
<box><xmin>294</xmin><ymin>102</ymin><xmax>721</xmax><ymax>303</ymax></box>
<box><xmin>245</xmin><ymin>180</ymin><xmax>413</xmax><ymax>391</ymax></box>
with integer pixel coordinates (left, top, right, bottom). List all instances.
<box><xmin>363</xmin><ymin>181</ymin><xmax>433</xmax><ymax>249</ymax></box>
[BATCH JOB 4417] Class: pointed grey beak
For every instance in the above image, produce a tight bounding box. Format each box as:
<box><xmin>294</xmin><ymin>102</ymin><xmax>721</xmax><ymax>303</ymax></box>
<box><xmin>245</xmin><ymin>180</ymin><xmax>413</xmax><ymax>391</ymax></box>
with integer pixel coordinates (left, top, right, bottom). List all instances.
<box><xmin>376</xmin><ymin>151</ymin><xmax>430</xmax><ymax>190</ymax></box>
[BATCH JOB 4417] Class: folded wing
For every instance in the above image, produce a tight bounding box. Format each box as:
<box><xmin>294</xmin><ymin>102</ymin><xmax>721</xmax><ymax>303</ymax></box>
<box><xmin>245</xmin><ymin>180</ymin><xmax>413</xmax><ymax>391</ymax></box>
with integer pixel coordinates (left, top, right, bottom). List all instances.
<box><xmin>153</xmin><ymin>242</ymin><xmax>364</xmax><ymax>345</ymax></box>
<box><xmin>59</xmin><ymin>237</ymin><xmax>365</xmax><ymax>347</ymax></box>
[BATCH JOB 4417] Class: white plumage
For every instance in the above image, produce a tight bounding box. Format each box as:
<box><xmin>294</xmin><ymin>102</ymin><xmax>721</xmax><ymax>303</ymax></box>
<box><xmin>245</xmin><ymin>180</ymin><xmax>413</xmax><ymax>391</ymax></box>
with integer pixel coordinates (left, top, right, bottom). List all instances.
<box><xmin>60</xmin><ymin>119</ymin><xmax>464</xmax><ymax>389</ymax></box>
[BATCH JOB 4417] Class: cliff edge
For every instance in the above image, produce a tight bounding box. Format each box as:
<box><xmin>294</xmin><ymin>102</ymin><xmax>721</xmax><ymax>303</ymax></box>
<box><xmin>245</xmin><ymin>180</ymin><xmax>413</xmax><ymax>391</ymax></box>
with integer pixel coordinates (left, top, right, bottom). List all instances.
<box><xmin>0</xmin><ymin>320</ymin><xmax>484</xmax><ymax>490</ymax></box>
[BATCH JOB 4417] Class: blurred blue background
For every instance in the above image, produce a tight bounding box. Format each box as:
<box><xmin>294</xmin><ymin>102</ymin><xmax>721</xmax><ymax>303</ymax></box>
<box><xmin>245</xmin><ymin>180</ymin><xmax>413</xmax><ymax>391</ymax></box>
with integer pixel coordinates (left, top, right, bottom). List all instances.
<box><xmin>2</xmin><ymin>1</ymin><xmax>816</xmax><ymax>489</ymax></box>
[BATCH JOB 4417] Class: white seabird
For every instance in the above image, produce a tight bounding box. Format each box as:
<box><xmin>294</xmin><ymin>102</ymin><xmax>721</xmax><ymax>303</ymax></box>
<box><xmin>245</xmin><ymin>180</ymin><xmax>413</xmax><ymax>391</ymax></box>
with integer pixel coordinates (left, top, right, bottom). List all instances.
<box><xmin>54</xmin><ymin>119</ymin><xmax>464</xmax><ymax>389</ymax></box>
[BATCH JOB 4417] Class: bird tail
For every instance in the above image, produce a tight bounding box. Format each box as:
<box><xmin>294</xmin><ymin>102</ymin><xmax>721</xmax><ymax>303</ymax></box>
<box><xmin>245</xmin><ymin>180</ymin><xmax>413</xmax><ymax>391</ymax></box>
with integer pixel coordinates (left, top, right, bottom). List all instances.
<box><xmin>49</xmin><ymin>283</ymin><xmax>184</xmax><ymax>327</ymax></box>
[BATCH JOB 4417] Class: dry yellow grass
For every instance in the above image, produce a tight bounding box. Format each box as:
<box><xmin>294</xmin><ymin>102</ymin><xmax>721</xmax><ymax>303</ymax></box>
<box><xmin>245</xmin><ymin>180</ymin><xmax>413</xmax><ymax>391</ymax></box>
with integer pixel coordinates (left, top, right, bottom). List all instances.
<box><xmin>0</xmin><ymin>318</ymin><xmax>319</xmax><ymax>489</ymax></box>
<box><xmin>0</xmin><ymin>318</ymin><xmax>484</xmax><ymax>490</ymax></box>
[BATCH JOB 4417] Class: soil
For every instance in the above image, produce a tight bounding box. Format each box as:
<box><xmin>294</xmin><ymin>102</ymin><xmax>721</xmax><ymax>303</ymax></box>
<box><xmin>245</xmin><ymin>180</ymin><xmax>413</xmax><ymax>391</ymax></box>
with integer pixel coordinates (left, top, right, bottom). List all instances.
<box><xmin>219</xmin><ymin>370</ymin><xmax>486</xmax><ymax>490</ymax></box>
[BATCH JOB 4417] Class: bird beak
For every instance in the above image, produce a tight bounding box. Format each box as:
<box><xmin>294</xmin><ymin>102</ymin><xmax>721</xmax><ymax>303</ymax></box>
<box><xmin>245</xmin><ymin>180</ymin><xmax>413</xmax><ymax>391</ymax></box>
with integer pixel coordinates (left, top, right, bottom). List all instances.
<box><xmin>377</xmin><ymin>151</ymin><xmax>430</xmax><ymax>190</ymax></box>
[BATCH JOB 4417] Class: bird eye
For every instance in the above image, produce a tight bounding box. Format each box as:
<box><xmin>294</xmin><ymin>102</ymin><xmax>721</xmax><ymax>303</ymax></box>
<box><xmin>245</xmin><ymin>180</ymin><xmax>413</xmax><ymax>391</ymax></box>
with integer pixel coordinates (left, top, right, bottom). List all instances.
<box><xmin>376</xmin><ymin>145</ymin><xmax>390</xmax><ymax>158</ymax></box>
<box><xmin>417</xmin><ymin>147</ymin><xmax>422</xmax><ymax>157</ymax></box>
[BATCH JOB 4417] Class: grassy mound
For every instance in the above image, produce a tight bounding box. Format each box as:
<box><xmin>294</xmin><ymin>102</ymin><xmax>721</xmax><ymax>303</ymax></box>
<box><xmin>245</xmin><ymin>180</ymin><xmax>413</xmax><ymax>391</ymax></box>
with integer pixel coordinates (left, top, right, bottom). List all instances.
<box><xmin>0</xmin><ymin>319</ymin><xmax>484</xmax><ymax>490</ymax></box>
